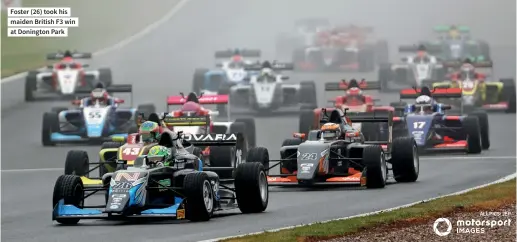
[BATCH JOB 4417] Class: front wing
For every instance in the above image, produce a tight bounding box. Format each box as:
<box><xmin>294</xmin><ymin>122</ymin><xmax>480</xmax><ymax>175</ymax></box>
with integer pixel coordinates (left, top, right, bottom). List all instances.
<box><xmin>267</xmin><ymin>168</ymin><xmax>367</xmax><ymax>187</ymax></box>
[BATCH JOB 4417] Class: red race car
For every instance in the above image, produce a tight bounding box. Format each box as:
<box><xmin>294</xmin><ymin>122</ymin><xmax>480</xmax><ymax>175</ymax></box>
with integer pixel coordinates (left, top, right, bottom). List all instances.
<box><xmin>298</xmin><ymin>79</ymin><xmax>392</xmax><ymax>134</ymax></box>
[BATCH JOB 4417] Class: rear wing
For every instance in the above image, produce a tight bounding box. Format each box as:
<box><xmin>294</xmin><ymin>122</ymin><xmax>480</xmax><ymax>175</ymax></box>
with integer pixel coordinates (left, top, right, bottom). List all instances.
<box><xmin>433</xmin><ymin>25</ymin><xmax>470</xmax><ymax>33</ymax></box>
<box><xmin>182</xmin><ymin>133</ymin><xmax>238</xmax><ymax>146</ymax></box>
<box><xmin>398</xmin><ymin>45</ymin><xmax>442</xmax><ymax>54</ymax></box>
<box><xmin>75</xmin><ymin>84</ymin><xmax>133</xmax><ymax>94</ymax></box>
<box><xmin>244</xmin><ymin>62</ymin><xmax>294</xmax><ymax>71</ymax></box>
<box><xmin>46</xmin><ymin>51</ymin><xmax>92</xmax><ymax>60</ymax></box>
<box><xmin>399</xmin><ymin>87</ymin><xmax>462</xmax><ymax>99</ymax></box>
<box><xmin>347</xmin><ymin>110</ymin><xmax>394</xmax><ymax>150</ymax></box>
<box><xmin>167</xmin><ymin>94</ymin><xmax>229</xmax><ymax>106</ymax></box>
<box><xmin>214</xmin><ymin>49</ymin><xmax>261</xmax><ymax>58</ymax></box>
<box><xmin>325</xmin><ymin>80</ymin><xmax>380</xmax><ymax>91</ymax></box>
<box><xmin>162</xmin><ymin>115</ymin><xmax>209</xmax><ymax>127</ymax></box>
<box><xmin>443</xmin><ymin>60</ymin><xmax>493</xmax><ymax>69</ymax></box>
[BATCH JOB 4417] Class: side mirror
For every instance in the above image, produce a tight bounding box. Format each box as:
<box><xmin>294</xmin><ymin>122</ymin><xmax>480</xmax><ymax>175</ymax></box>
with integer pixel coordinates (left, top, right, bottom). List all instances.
<box><xmin>112</xmin><ymin>136</ymin><xmax>126</xmax><ymax>142</ymax></box>
<box><xmin>281</xmin><ymin>76</ymin><xmax>289</xmax><ymax>80</ymax></box>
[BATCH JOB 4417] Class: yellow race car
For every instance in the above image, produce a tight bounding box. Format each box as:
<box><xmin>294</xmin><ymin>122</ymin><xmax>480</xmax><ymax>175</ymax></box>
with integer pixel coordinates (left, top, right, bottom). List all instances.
<box><xmin>432</xmin><ymin>76</ymin><xmax>516</xmax><ymax>113</ymax></box>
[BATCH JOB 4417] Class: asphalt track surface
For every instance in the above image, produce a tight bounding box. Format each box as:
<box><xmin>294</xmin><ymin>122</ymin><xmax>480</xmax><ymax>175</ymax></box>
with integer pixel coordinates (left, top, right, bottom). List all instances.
<box><xmin>1</xmin><ymin>0</ymin><xmax>516</xmax><ymax>241</ymax></box>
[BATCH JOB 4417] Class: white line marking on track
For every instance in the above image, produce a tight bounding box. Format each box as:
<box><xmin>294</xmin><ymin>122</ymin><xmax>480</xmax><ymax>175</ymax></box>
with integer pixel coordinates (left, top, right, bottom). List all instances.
<box><xmin>198</xmin><ymin>173</ymin><xmax>517</xmax><ymax>242</ymax></box>
<box><xmin>1</xmin><ymin>156</ymin><xmax>515</xmax><ymax>173</ymax></box>
<box><xmin>1</xmin><ymin>0</ymin><xmax>192</xmax><ymax>83</ymax></box>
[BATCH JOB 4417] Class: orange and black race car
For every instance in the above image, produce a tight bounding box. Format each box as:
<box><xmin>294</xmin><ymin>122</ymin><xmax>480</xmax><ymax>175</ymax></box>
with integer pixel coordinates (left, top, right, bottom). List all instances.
<box><xmin>267</xmin><ymin>108</ymin><xmax>419</xmax><ymax>188</ymax></box>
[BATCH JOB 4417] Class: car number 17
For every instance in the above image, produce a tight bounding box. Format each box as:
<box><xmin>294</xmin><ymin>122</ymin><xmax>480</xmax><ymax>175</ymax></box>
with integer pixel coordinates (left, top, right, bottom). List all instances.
<box><xmin>413</xmin><ymin>121</ymin><xmax>426</xmax><ymax>129</ymax></box>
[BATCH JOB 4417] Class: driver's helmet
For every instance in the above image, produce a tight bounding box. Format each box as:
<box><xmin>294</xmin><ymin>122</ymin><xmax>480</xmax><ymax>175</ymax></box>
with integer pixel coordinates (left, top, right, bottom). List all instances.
<box><xmin>148</xmin><ymin>145</ymin><xmax>173</xmax><ymax>165</ymax></box>
<box><xmin>320</xmin><ymin>123</ymin><xmax>341</xmax><ymax>141</ymax></box>
<box><xmin>459</xmin><ymin>63</ymin><xmax>475</xmax><ymax>79</ymax></box>
<box><xmin>258</xmin><ymin>68</ymin><xmax>275</xmax><ymax>82</ymax></box>
<box><xmin>139</xmin><ymin>121</ymin><xmax>161</xmax><ymax>143</ymax></box>
<box><xmin>448</xmin><ymin>29</ymin><xmax>460</xmax><ymax>40</ymax></box>
<box><xmin>90</xmin><ymin>88</ymin><xmax>108</xmax><ymax>105</ymax></box>
<box><xmin>415</xmin><ymin>95</ymin><xmax>434</xmax><ymax>113</ymax></box>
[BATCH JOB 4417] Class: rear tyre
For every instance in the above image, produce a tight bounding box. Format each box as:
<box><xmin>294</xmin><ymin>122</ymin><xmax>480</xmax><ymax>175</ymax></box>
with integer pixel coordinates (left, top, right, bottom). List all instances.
<box><xmin>234</xmin><ymin>162</ymin><xmax>268</xmax><ymax>213</ymax></box>
<box><xmin>391</xmin><ymin>137</ymin><xmax>419</xmax><ymax>182</ymax></box>
<box><xmin>99</xmin><ymin>142</ymin><xmax>123</xmax><ymax>177</ymax></box>
<box><xmin>463</xmin><ymin>117</ymin><xmax>482</xmax><ymax>154</ymax></box>
<box><xmin>184</xmin><ymin>172</ymin><xmax>214</xmax><ymax>222</ymax></box>
<box><xmin>246</xmin><ymin>147</ymin><xmax>270</xmax><ymax>175</ymax></box>
<box><xmin>280</xmin><ymin>139</ymin><xmax>301</xmax><ymax>174</ymax></box>
<box><xmin>52</xmin><ymin>175</ymin><xmax>84</xmax><ymax>224</ymax></box>
<box><xmin>299</xmin><ymin>81</ymin><xmax>317</xmax><ymax>107</ymax></box>
<box><xmin>501</xmin><ymin>78</ymin><xmax>516</xmax><ymax>113</ymax></box>
<box><xmin>235</xmin><ymin>118</ymin><xmax>256</xmax><ymax>148</ymax></box>
<box><xmin>25</xmin><ymin>71</ymin><xmax>38</xmax><ymax>102</ymax></box>
<box><xmin>469</xmin><ymin>111</ymin><xmax>490</xmax><ymax>150</ymax></box>
<box><xmin>64</xmin><ymin>150</ymin><xmax>90</xmax><ymax>177</ymax></box>
<box><xmin>362</xmin><ymin>145</ymin><xmax>386</xmax><ymax>188</ymax></box>
<box><xmin>42</xmin><ymin>112</ymin><xmax>59</xmax><ymax>146</ymax></box>
<box><xmin>299</xmin><ymin>110</ymin><xmax>315</xmax><ymax>135</ymax></box>
<box><xmin>192</xmin><ymin>68</ymin><xmax>209</xmax><ymax>94</ymax></box>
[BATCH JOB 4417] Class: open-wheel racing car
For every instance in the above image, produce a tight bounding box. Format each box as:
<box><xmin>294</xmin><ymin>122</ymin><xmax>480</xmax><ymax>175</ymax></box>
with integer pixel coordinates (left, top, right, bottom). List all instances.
<box><xmin>390</xmin><ymin>87</ymin><xmax>489</xmax><ymax>154</ymax></box>
<box><xmin>267</xmin><ymin>108</ymin><xmax>419</xmax><ymax>188</ymax></box>
<box><xmin>41</xmin><ymin>84</ymin><xmax>155</xmax><ymax>146</ymax></box>
<box><xmin>25</xmin><ymin>50</ymin><xmax>112</xmax><ymax>101</ymax></box>
<box><xmin>223</xmin><ymin>61</ymin><xmax>317</xmax><ymax>115</ymax></box>
<box><xmin>53</xmin><ymin>130</ymin><xmax>269</xmax><ymax>224</ymax></box>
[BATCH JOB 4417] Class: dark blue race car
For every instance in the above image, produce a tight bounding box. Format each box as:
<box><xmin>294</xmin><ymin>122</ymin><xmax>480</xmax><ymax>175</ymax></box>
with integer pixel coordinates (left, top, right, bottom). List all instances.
<box><xmin>391</xmin><ymin>87</ymin><xmax>489</xmax><ymax>154</ymax></box>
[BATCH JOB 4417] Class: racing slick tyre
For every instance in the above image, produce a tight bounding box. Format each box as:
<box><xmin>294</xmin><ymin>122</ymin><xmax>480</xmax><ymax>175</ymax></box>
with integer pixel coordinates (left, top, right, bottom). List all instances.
<box><xmin>192</xmin><ymin>68</ymin><xmax>209</xmax><ymax>94</ymax></box>
<box><xmin>375</xmin><ymin>40</ymin><xmax>389</xmax><ymax>65</ymax></box>
<box><xmin>65</xmin><ymin>150</ymin><xmax>90</xmax><ymax>177</ymax></box>
<box><xmin>391</xmin><ymin>137</ymin><xmax>419</xmax><ymax>183</ymax></box>
<box><xmin>299</xmin><ymin>81</ymin><xmax>317</xmax><ymax>107</ymax></box>
<box><xmin>377</xmin><ymin>65</ymin><xmax>392</xmax><ymax>92</ymax></box>
<box><xmin>99</xmin><ymin>141</ymin><xmax>124</xmax><ymax>177</ymax></box>
<box><xmin>500</xmin><ymin>78</ymin><xmax>516</xmax><ymax>113</ymax></box>
<box><xmin>246</xmin><ymin>147</ymin><xmax>270</xmax><ymax>175</ymax></box>
<box><xmin>362</xmin><ymin>145</ymin><xmax>386</xmax><ymax>189</ymax></box>
<box><xmin>463</xmin><ymin>116</ymin><xmax>482</xmax><ymax>154</ymax></box>
<box><xmin>469</xmin><ymin>111</ymin><xmax>490</xmax><ymax>150</ymax></box>
<box><xmin>42</xmin><ymin>112</ymin><xmax>60</xmax><ymax>146</ymax></box>
<box><xmin>25</xmin><ymin>71</ymin><xmax>38</xmax><ymax>101</ymax></box>
<box><xmin>234</xmin><ymin>162</ymin><xmax>268</xmax><ymax>213</ymax></box>
<box><xmin>358</xmin><ymin>47</ymin><xmax>375</xmax><ymax>72</ymax></box>
<box><xmin>235</xmin><ymin>118</ymin><xmax>256</xmax><ymax>148</ymax></box>
<box><xmin>183</xmin><ymin>172</ymin><xmax>214</xmax><ymax>221</ymax></box>
<box><xmin>299</xmin><ymin>109</ymin><xmax>315</xmax><ymax>135</ymax></box>
<box><xmin>51</xmin><ymin>107</ymin><xmax>68</xmax><ymax>114</ymax></box>
<box><xmin>98</xmin><ymin>68</ymin><xmax>112</xmax><ymax>86</ymax></box>
<box><xmin>52</xmin><ymin>175</ymin><xmax>84</xmax><ymax>224</ymax></box>
<box><xmin>137</xmin><ymin>104</ymin><xmax>156</xmax><ymax>118</ymax></box>
<box><xmin>209</xmin><ymin>146</ymin><xmax>235</xmax><ymax>179</ymax></box>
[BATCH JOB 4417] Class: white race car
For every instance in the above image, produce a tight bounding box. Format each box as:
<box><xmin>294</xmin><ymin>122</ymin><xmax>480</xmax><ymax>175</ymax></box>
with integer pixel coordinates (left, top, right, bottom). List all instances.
<box><xmin>25</xmin><ymin>51</ymin><xmax>112</xmax><ymax>101</ymax></box>
<box><xmin>378</xmin><ymin>45</ymin><xmax>446</xmax><ymax>91</ymax></box>
<box><xmin>224</xmin><ymin>62</ymin><xmax>317</xmax><ymax>115</ymax></box>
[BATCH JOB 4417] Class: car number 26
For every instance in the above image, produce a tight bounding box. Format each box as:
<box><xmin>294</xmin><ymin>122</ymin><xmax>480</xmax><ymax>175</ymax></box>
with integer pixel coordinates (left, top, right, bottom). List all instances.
<box><xmin>300</xmin><ymin>153</ymin><xmax>317</xmax><ymax>160</ymax></box>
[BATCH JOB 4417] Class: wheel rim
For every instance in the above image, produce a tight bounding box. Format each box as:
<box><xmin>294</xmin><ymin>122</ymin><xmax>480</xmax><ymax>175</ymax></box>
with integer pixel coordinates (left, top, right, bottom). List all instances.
<box><xmin>412</xmin><ymin>145</ymin><xmax>419</xmax><ymax>174</ymax></box>
<box><xmin>202</xmin><ymin>180</ymin><xmax>213</xmax><ymax>212</ymax></box>
<box><xmin>259</xmin><ymin>171</ymin><xmax>268</xmax><ymax>202</ymax></box>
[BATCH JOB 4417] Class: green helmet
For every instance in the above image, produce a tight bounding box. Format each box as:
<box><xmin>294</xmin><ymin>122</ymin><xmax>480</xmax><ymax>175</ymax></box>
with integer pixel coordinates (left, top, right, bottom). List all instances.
<box><xmin>148</xmin><ymin>145</ymin><xmax>171</xmax><ymax>158</ymax></box>
<box><xmin>139</xmin><ymin>121</ymin><xmax>160</xmax><ymax>143</ymax></box>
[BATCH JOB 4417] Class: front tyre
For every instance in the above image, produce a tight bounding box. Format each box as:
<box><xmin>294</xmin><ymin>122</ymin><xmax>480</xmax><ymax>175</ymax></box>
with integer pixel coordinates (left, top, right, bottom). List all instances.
<box><xmin>184</xmin><ymin>172</ymin><xmax>214</xmax><ymax>222</ymax></box>
<box><xmin>234</xmin><ymin>162</ymin><xmax>268</xmax><ymax>213</ymax></box>
<box><xmin>52</xmin><ymin>175</ymin><xmax>84</xmax><ymax>225</ymax></box>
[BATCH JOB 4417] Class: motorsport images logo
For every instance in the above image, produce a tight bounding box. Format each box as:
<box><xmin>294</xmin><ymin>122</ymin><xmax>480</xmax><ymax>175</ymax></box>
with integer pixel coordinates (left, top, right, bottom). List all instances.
<box><xmin>433</xmin><ymin>218</ymin><xmax>453</xmax><ymax>236</ymax></box>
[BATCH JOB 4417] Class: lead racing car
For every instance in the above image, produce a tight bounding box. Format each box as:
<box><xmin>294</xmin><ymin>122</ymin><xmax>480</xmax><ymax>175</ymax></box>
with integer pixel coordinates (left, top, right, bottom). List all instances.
<box><xmin>25</xmin><ymin>50</ymin><xmax>112</xmax><ymax>101</ymax></box>
<box><xmin>53</xmin><ymin>130</ymin><xmax>269</xmax><ymax>224</ymax></box>
<box><xmin>267</xmin><ymin>108</ymin><xmax>419</xmax><ymax>188</ymax></box>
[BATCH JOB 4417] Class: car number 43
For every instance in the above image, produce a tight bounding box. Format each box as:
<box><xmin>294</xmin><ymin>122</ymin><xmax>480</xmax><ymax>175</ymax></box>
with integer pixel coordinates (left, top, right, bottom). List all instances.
<box><xmin>122</xmin><ymin>147</ymin><xmax>140</xmax><ymax>155</ymax></box>
<box><xmin>413</xmin><ymin>121</ymin><xmax>426</xmax><ymax>129</ymax></box>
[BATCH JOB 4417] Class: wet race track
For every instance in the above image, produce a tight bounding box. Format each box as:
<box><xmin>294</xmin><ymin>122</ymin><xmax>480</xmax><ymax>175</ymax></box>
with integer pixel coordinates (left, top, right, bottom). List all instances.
<box><xmin>1</xmin><ymin>0</ymin><xmax>516</xmax><ymax>241</ymax></box>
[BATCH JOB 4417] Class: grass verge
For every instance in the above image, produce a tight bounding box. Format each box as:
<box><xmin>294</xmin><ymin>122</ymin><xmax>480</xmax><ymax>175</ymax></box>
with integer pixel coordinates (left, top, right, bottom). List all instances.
<box><xmin>1</xmin><ymin>0</ymin><xmax>176</xmax><ymax>78</ymax></box>
<box><xmin>223</xmin><ymin>178</ymin><xmax>516</xmax><ymax>242</ymax></box>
